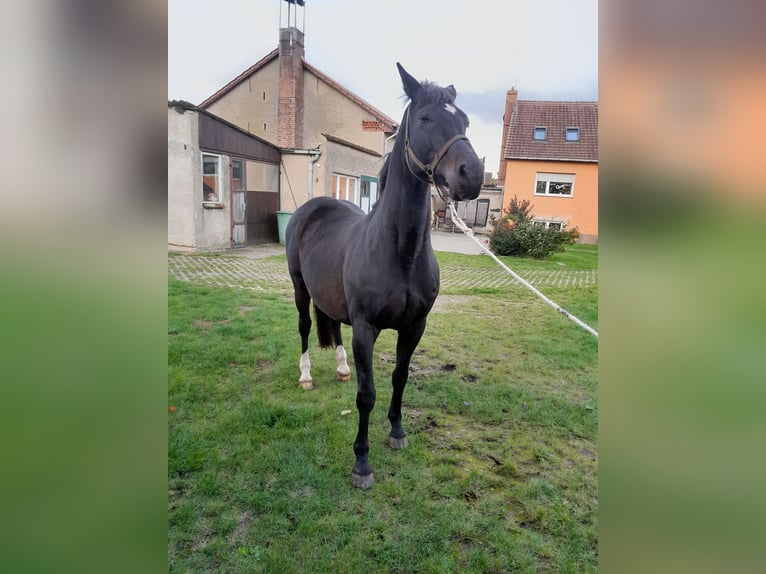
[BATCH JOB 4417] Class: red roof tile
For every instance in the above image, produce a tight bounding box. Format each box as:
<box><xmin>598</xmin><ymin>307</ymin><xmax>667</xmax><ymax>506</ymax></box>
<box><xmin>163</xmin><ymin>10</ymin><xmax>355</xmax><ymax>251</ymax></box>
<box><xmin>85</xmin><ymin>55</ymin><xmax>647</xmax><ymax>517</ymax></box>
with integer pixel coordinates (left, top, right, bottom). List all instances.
<box><xmin>504</xmin><ymin>101</ymin><xmax>598</xmax><ymax>162</ymax></box>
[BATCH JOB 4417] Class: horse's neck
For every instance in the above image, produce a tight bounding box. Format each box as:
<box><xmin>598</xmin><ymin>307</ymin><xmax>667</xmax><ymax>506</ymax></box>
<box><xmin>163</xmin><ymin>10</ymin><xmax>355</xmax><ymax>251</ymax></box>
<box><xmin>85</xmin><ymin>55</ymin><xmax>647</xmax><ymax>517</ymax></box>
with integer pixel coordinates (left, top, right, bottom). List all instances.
<box><xmin>372</xmin><ymin>151</ymin><xmax>432</xmax><ymax>262</ymax></box>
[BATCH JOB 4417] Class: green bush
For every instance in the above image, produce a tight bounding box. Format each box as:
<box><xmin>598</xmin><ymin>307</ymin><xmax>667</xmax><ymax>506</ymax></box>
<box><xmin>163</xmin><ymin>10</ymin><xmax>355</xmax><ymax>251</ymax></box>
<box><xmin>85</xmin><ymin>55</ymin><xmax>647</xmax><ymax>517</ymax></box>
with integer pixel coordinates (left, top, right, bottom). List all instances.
<box><xmin>488</xmin><ymin>196</ymin><xmax>579</xmax><ymax>258</ymax></box>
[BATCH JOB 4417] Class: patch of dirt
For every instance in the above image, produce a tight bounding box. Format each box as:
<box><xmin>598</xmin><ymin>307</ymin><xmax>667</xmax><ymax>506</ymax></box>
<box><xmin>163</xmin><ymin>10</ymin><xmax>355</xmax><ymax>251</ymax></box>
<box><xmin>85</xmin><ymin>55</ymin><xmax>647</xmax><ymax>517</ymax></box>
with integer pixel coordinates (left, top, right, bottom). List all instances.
<box><xmin>288</xmin><ymin>485</ymin><xmax>316</xmax><ymax>499</ymax></box>
<box><xmin>430</xmin><ymin>294</ymin><xmax>476</xmax><ymax>313</ymax></box>
<box><xmin>379</xmin><ymin>354</ymin><xmax>460</xmax><ymax>380</ymax></box>
<box><xmin>193</xmin><ymin>307</ymin><xmax>253</xmax><ymax>330</ymax></box>
<box><xmin>194</xmin><ymin>318</ymin><xmax>232</xmax><ymax>330</ymax></box>
<box><xmin>227</xmin><ymin>511</ymin><xmax>253</xmax><ymax>544</ymax></box>
<box><xmin>409</xmin><ymin>363</ymin><xmax>456</xmax><ymax>379</ymax></box>
<box><xmin>255</xmin><ymin>359</ymin><xmax>275</xmax><ymax>370</ymax></box>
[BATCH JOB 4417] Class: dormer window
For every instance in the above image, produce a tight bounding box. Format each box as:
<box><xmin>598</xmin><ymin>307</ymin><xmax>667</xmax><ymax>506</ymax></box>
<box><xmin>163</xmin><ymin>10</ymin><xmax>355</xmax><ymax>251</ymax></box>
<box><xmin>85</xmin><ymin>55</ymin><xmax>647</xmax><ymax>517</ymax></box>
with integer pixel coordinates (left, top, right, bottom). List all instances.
<box><xmin>566</xmin><ymin>127</ymin><xmax>580</xmax><ymax>141</ymax></box>
<box><xmin>533</xmin><ymin>126</ymin><xmax>547</xmax><ymax>140</ymax></box>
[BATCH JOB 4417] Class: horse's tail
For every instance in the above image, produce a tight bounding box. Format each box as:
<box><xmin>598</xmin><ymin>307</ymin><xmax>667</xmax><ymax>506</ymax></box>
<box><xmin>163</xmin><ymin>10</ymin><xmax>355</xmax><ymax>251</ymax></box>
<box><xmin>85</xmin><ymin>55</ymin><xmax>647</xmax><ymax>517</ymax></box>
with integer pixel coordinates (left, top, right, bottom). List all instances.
<box><xmin>313</xmin><ymin>304</ymin><xmax>335</xmax><ymax>349</ymax></box>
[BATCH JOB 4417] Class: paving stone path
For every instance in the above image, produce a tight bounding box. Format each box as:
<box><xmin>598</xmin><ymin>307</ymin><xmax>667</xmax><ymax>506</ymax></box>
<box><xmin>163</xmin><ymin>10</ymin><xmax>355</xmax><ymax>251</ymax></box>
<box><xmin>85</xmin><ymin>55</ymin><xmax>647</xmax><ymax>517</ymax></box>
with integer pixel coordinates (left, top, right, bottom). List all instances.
<box><xmin>168</xmin><ymin>254</ymin><xmax>597</xmax><ymax>292</ymax></box>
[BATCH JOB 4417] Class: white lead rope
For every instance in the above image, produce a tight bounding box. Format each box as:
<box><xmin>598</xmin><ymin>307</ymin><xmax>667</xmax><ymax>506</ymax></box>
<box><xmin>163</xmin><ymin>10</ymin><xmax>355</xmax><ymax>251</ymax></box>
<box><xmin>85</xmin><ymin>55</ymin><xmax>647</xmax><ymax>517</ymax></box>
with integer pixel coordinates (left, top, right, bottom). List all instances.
<box><xmin>447</xmin><ymin>203</ymin><xmax>599</xmax><ymax>338</ymax></box>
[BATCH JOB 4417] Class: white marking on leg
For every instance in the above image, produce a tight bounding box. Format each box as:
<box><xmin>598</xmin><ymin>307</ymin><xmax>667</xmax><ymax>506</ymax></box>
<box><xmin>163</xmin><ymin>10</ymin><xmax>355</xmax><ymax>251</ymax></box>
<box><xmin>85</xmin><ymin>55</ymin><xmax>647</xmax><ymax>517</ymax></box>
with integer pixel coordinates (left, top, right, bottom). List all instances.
<box><xmin>299</xmin><ymin>351</ymin><xmax>313</xmax><ymax>389</ymax></box>
<box><xmin>335</xmin><ymin>345</ymin><xmax>351</xmax><ymax>380</ymax></box>
<box><xmin>444</xmin><ymin>103</ymin><xmax>457</xmax><ymax>115</ymax></box>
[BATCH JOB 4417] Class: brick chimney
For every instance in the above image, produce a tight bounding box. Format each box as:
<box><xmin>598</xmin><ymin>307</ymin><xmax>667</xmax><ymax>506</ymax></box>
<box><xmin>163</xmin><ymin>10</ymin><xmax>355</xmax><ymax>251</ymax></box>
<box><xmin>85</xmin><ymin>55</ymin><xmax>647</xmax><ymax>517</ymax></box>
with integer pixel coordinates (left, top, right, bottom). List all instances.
<box><xmin>497</xmin><ymin>89</ymin><xmax>518</xmax><ymax>185</ymax></box>
<box><xmin>278</xmin><ymin>27</ymin><xmax>304</xmax><ymax>149</ymax></box>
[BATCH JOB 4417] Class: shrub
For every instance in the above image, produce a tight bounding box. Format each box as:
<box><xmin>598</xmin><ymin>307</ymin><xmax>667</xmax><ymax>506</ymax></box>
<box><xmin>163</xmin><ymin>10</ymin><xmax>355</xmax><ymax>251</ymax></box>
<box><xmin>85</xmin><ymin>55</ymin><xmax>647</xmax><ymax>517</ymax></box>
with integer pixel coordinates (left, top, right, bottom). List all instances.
<box><xmin>488</xmin><ymin>196</ymin><xmax>579</xmax><ymax>258</ymax></box>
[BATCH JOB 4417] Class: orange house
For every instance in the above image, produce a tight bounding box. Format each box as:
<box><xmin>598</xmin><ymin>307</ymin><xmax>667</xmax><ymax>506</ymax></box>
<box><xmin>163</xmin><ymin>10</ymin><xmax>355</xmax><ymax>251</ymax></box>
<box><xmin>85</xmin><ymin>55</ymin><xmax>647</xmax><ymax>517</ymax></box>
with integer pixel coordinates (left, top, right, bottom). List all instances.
<box><xmin>498</xmin><ymin>91</ymin><xmax>598</xmax><ymax>243</ymax></box>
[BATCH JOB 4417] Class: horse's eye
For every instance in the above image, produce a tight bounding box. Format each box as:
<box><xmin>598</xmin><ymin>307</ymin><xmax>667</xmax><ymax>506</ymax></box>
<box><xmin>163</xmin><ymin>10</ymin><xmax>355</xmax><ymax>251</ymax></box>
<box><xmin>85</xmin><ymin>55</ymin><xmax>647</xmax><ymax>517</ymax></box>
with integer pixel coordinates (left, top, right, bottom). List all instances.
<box><xmin>419</xmin><ymin>115</ymin><xmax>431</xmax><ymax>124</ymax></box>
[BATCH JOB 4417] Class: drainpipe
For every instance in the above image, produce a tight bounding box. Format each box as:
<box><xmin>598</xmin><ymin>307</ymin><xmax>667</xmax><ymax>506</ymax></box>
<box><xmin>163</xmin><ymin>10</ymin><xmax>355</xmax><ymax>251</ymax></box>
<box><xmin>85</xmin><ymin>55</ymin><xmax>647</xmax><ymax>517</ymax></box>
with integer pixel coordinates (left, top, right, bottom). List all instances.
<box><xmin>308</xmin><ymin>146</ymin><xmax>321</xmax><ymax>200</ymax></box>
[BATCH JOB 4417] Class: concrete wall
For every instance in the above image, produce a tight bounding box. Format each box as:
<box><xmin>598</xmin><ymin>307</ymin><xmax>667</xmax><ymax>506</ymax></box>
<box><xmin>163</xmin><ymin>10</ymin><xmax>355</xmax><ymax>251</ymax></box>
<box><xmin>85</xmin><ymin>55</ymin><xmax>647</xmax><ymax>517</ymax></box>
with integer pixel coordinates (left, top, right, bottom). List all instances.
<box><xmin>473</xmin><ymin>188</ymin><xmax>505</xmax><ymax>233</ymax></box>
<box><xmin>196</xmin><ymin>153</ymin><xmax>231</xmax><ymax>250</ymax></box>
<box><xmin>321</xmin><ymin>139</ymin><xmax>385</xmax><ymax>204</ymax></box>
<box><xmin>279</xmin><ymin>153</ymin><xmax>310</xmax><ymax>211</ymax></box>
<box><xmin>204</xmin><ymin>58</ymin><xmax>280</xmax><ymax>143</ymax></box>
<box><xmin>168</xmin><ymin>106</ymin><xmax>232</xmax><ymax>250</ymax></box>
<box><xmin>246</xmin><ymin>160</ymin><xmax>279</xmax><ymax>192</ymax></box>
<box><xmin>303</xmin><ymin>69</ymin><xmax>391</xmax><ymax>159</ymax></box>
<box><xmin>168</xmin><ymin>107</ymin><xmax>199</xmax><ymax>247</ymax></box>
<box><xmin>433</xmin><ymin>187</ymin><xmax>504</xmax><ymax>234</ymax></box>
<box><xmin>502</xmin><ymin>159</ymin><xmax>598</xmax><ymax>242</ymax></box>
<box><xmin>200</xmin><ymin>55</ymin><xmax>396</xmax><ymax>208</ymax></box>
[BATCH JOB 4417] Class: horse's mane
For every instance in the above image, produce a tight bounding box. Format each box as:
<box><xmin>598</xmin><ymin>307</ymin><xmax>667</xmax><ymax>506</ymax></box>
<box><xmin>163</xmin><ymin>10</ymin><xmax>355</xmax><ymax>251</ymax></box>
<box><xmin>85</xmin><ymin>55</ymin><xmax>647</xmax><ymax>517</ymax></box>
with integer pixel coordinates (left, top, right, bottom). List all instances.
<box><xmin>379</xmin><ymin>153</ymin><xmax>391</xmax><ymax>192</ymax></box>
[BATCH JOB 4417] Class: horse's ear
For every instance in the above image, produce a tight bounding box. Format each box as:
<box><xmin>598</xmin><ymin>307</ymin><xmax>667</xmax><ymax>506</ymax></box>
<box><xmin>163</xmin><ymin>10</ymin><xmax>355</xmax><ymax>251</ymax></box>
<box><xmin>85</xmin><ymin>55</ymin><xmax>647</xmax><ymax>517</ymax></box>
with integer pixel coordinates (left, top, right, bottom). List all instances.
<box><xmin>397</xmin><ymin>63</ymin><xmax>421</xmax><ymax>100</ymax></box>
<box><xmin>446</xmin><ymin>84</ymin><xmax>457</xmax><ymax>99</ymax></box>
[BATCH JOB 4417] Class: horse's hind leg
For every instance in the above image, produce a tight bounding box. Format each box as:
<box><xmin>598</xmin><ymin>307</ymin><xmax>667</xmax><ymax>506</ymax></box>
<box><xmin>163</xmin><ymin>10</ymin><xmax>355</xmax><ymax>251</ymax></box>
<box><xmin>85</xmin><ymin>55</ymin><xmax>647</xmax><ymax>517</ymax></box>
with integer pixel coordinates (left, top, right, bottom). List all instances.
<box><xmin>388</xmin><ymin>318</ymin><xmax>427</xmax><ymax>449</ymax></box>
<box><xmin>294</xmin><ymin>282</ymin><xmax>314</xmax><ymax>390</ymax></box>
<box><xmin>332</xmin><ymin>321</ymin><xmax>351</xmax><ymax>381</ymax></box>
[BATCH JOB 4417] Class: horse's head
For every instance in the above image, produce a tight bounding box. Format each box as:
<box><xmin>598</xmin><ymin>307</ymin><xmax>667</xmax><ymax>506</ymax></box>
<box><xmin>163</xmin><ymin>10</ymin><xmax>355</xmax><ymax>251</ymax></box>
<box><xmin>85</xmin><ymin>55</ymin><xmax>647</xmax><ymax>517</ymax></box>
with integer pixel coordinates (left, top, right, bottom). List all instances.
<box><xmin>397</xmin><ymin>63</ymin><xmax>484</xmax><ymax>202</ymax></box>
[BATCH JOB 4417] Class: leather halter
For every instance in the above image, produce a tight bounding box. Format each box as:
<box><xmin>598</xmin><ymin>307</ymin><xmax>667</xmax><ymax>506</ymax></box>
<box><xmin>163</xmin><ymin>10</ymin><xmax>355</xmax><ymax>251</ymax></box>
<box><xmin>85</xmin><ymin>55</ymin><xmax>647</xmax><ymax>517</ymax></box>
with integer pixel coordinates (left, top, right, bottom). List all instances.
<box><xmin>402</xmin><ymin>104</ymin><xmax>468</xmax><ymax>200</ymax></box>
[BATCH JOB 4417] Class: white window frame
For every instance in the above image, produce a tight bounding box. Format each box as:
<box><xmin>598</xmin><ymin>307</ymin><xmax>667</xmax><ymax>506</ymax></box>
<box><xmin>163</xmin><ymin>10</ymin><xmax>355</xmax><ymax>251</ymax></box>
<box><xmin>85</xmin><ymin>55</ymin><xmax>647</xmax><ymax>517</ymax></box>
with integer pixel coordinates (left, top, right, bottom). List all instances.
<box><xmin>332</xmin><ymin>173</ymin><xmax>359</xmax><ymax>204</ymax></box>
<box><xmin>202</xmin><ymin>153</ymin><xmax>223</xmax><ymax>204</ymax></box>
<box><xmin>533</xmin><ymin>126</ymin><xmax>547</xmax><ymax>140</ymax></box>
<box><xmin>534</xmin><ymin>172</ymin><xmax>575</xmax><ymax>197</ymax></box>
<box><xmin>532</xmin><ymin>219</ymin><xmax>566</xmax><ymax>230</ymax></box>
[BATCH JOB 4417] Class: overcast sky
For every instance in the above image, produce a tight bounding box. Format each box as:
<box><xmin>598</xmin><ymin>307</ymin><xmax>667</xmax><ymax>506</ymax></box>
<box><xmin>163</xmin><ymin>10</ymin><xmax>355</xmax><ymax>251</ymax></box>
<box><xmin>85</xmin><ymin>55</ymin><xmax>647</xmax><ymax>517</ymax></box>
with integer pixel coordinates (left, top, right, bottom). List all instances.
<box><xmin>168</xmin><ymin>0</ymin><xmax>597</xmax><ymax>176</ymax></box>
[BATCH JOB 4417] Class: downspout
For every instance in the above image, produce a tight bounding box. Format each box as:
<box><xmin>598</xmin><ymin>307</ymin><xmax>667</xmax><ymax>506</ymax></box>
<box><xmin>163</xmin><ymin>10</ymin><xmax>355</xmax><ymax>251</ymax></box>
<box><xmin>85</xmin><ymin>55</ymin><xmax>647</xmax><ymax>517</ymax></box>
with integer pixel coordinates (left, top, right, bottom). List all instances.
<box><xmin>307</xmin><ymin>146</ymin><xmax>321</xmax><ymax>200</ymax></box>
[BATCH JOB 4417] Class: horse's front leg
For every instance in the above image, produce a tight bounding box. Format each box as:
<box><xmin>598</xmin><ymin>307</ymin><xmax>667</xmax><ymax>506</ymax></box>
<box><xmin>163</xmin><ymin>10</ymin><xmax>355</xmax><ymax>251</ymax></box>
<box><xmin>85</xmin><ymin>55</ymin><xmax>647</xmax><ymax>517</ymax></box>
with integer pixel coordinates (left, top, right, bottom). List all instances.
<box><xmin>388</xmin><ymin>319</ymin><xmax>427</xmax><ymax>449</ymax></box>
<box><xmin>350</xmin><ymin>320</ymin><xmax>380</xmax><ymax>489</ymax></box>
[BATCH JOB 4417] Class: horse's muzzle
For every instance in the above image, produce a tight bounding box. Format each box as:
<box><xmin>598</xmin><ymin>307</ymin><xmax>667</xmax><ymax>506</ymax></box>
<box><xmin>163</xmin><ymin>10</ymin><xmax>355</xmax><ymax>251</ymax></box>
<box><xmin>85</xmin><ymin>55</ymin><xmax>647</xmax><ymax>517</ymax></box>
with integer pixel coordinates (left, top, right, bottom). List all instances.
<box><xmin>436</xmin><ymin>139</ymin><xmax>484</xmax><ymax>201</ymax></box>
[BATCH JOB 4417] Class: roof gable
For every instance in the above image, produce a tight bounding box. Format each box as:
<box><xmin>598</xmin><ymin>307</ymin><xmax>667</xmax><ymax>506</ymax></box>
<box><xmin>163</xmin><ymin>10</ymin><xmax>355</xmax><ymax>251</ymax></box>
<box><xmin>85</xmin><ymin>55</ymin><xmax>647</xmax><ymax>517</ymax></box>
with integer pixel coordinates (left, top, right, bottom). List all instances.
<box><xmin>198</xmin><ymin>49</ymin><xmax>279</xmax><ymax>109</ymax></box>
<box><xmin>504</xmin><ymin>101</ymin><xmax>598</xmax><ymax>162</ymax></box>
<box><xmin>303</xmin><ymin>61</ymin><xmax>397</xmax><ymax>132</ymax></box>
<box><xmin>197</xmin><ymin>51</ymin><xmax>397</xmax><ymax>131</ymax></box>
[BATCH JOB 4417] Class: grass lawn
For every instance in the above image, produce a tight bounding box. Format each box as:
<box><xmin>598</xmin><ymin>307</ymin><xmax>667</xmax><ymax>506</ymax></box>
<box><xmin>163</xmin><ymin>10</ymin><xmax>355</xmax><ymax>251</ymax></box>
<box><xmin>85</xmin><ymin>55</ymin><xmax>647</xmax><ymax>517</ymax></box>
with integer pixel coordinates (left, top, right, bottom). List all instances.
<box><xmin>168</xmin><ymin>245</ymin><xmax>598</xmax><ymax>573</ymax></box>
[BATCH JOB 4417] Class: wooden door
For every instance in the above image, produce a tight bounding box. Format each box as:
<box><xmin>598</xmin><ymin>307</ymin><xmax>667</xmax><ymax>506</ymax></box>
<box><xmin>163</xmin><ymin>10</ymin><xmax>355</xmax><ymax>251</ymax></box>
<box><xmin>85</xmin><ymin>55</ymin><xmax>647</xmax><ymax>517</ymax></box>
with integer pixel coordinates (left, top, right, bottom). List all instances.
<box><xmin>245</xmin><ymin>160</ymin><xmax>280</xmax><ymax>244</ymax></box>
<box><xmin>231</xmin><ymin>158</ymin><xmax>246</xmax><ymax>247</ymax></box>
<box><xmin>246</xmin><ymin>192</ymin><xmax>279</xmax><ymax>244</ymax></box>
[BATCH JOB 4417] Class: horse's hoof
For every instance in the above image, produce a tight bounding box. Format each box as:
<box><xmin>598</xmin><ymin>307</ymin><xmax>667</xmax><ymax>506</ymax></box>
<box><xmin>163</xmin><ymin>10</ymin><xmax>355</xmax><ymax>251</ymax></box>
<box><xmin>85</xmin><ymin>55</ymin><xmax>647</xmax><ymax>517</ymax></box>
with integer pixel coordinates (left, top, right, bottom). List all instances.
<box><xmin>299</xmin><ymin>380</ymin><xmax>314</xmax><ymax>391</ymax></box>
<box><xmin>336</xmin><ymin>371</ymin><xmax>351</xmax><ymax>381</ymax></box>
<box><xmin>351</xmin><ymin>471</ymin><xmax>375</xmax><ymax>489</ymax></box>
<box><xmin>388</xmin><ymin>435</ymin><xmax>409</xmax><ymax>449</ymax></box>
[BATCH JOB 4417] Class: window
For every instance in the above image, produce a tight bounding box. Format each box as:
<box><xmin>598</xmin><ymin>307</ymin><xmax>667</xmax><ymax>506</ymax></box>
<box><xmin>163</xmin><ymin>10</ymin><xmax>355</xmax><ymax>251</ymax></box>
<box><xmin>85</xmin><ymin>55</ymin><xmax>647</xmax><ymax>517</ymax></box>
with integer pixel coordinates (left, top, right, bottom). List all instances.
<box><xmin>331</xmin><ymin>173</ymin><xmax>358</xmax><ymax>203</ymax></box>
<box><xmin>533</xmin><ymin>126</ymin><xmax>547</xmax><ymax>140</ymax></box>
<box><xmin>566</xmin><ymin>127</ymin><xmax>580</xmax><ymax>141</ymax></box>
<box><xmin>533</xmin><ymin>219</ymin><xmax>564</xmax><ymax>230</ymax></box>
<box><xmin>534</xmin><ymin>172</ymin><xmax>574</xmax><ymax>197</ymax></box>
<box><xmin>202</xmin><ymin>153</ymin><xmax>223</xmax><ymax>203</ymax></box>
<box><xmin>231</xmin><ymin>158</ymin><xmax>244</xmax><ymax>192</ymax></box>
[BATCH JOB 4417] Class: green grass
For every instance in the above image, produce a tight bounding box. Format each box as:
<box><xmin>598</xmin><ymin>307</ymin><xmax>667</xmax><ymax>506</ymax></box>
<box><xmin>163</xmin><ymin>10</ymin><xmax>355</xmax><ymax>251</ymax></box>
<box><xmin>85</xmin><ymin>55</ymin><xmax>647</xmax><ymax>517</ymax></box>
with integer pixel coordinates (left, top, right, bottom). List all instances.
<box><xmin>435</xmin><ymin>243</ymin><xmax>598</xmax><ymax>272</ymax></box>
<box><xmin>168</xmin><ymin>248</ymin><xmax>598</xmax><ymax>573</ymax></box>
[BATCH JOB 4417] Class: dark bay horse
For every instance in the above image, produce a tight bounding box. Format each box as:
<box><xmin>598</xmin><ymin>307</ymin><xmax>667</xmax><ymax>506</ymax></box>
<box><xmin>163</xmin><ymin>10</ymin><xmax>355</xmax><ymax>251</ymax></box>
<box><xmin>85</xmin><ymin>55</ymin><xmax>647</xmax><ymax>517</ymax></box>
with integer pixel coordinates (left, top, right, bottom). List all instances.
<box><xmin>285</xmin><ymin>63</ymin><xmax>483</xmax><ymax>489</ymax></box>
